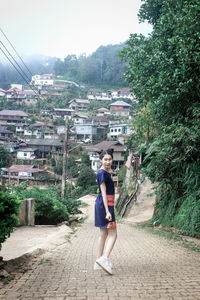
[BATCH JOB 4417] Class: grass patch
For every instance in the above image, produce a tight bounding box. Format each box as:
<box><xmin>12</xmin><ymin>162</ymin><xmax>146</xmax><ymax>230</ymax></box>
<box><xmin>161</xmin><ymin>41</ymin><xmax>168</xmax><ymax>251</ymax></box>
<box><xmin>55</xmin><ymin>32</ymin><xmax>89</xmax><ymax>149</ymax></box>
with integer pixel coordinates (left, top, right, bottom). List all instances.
<box><xmin>137</xmin><ymin>222</ymin><xmax>200</xmax><ymax>252</ymax></box>
<box><xmin>39</xmin><ymin>258</ymin><xmax>51</xmax><ymax>265</ymax></box>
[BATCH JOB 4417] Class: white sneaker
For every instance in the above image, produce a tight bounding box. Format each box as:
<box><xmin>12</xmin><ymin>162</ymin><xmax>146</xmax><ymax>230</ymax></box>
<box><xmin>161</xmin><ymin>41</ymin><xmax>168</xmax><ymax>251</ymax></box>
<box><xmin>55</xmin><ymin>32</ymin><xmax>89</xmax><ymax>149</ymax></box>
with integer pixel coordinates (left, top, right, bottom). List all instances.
<box><xmin>96</xmin><ymin>256</ymin><xmax>112</xmax><ymax>275</ymax></box>
<box><xmin>94</xmin><ymin>261</ymin><xmax>102</xmax><ymax>270</ymax></box>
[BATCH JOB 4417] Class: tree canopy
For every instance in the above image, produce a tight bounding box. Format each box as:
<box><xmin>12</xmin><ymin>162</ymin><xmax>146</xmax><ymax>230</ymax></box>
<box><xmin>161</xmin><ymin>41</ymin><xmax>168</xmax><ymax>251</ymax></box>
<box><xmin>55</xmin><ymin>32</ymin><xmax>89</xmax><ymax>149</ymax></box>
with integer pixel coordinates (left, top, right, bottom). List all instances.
<box><xmin>121</xmin><ymin>0</ymin><xmax>200</xmax><ymax>236</ymax></box>
<box><xmin>54</xmin><ymin>43</ymin><xmax>128</xmax><ymax>87</ymax></box>
<box><xmin>0</xmin><ymin>146</ymin><xmax>12</xmax><ymax>168</ymax></box>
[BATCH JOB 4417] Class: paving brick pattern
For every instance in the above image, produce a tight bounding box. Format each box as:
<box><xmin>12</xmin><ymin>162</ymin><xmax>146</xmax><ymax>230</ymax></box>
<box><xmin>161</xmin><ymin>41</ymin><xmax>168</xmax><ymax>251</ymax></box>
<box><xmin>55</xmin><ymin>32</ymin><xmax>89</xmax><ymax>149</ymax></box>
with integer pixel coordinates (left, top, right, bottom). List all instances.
<box><xmin>1</xmin><ymin>198</ymin><xmax>200</xmax><ymax>300</ymax></box>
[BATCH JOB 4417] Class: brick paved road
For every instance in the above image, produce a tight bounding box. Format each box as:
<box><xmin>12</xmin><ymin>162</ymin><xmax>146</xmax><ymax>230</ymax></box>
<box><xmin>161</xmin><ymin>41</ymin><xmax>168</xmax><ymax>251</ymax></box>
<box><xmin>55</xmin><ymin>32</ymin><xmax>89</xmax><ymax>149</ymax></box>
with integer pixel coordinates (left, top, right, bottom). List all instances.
<box><xmin>1</xmin><ymin>195</ymin><xmax>200</xmax><ymax>300</ymax></box>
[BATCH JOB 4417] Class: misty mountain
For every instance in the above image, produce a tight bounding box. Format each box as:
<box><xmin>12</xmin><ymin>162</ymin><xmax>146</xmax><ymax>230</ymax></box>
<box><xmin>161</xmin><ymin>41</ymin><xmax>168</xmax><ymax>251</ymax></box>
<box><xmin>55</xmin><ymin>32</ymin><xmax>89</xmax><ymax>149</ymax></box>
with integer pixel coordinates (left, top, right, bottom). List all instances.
<box><xmin>0</xmin><ymin>54</ymin><xmax>58</xmax><ymax>89</ymax></box>
<box><xmin>0</xmin><ymin>43</ymin><xmax>128</xmax><ymax>90</ymax></box>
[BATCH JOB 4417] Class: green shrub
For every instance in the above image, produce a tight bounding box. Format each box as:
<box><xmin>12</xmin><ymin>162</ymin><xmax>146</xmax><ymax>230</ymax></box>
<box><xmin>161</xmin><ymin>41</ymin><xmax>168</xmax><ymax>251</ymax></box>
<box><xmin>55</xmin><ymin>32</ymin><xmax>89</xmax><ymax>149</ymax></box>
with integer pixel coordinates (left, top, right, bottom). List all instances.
<box><xmin>61</xmin><ymin>197</ymin><xmax>81</xmax><ymax>215</ymax></box>
<box><xmin>76</xmin><ymin>167</ymin><xmax>96</xmax><ymax>189</ymax></box>
<box><xmin>0</xmin><ymin>191</ymin><xmax>21</xmax><ymax>245</ymax></box>
<box><xmin>12</xmin><ymin>184</ymin><xmax>69</xmax><ymax>225</ymax></box>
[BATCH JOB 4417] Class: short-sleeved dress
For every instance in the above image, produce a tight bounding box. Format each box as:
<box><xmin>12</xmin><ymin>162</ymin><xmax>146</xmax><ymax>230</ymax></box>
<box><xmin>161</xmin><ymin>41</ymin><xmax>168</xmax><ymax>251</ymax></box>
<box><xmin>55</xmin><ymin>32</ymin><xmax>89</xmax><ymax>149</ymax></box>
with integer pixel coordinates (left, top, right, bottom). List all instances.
<box><xmin>95</xmin><ymin>169</ymin><xmax>116</xmax><ymax>229</ymax></box>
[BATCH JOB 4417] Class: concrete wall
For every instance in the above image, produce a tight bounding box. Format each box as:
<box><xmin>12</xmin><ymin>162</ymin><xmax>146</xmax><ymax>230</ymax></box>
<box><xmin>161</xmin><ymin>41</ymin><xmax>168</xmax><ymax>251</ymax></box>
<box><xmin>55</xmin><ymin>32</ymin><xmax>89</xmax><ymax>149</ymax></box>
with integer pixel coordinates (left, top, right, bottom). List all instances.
<box><xmin>18</xmin><ymin>198</ymin><xmax>35</xmax><ymax>226</ymax></box>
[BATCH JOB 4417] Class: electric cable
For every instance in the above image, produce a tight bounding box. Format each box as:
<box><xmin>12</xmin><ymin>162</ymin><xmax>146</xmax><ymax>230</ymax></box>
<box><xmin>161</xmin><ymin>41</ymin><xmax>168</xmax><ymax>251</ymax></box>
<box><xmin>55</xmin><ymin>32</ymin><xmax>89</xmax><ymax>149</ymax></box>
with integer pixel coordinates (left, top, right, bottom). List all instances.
<box><xmin>0</xmin><ymin>28</ymin><xmax>56</xmax><ymax>101</ymax></box>
<box><xmin>0</xmin><ymin>40</ymin><xmax>31</xmax><ymax>84</ymax></box>
<box><xmin>0</xmin><ymin>45</ymin><xmax>41</xmax><ymax>99</ymax></box>
<box><xmin>0</xmin><ymin>27</ymin><xmax>33</xmax><ymax>78</ymax></box>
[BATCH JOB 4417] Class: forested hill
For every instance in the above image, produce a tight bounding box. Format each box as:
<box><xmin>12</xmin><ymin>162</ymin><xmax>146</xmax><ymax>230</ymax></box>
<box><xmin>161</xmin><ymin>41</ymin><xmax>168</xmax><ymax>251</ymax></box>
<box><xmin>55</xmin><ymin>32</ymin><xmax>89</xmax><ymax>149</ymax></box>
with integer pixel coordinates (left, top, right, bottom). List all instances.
<box><xmin>53</xmin><ymin>43</ymin><xmax>128</xmax><ymax>88</ymax></box>
<box><xmin>0</xmin><ymin>43</ymin><xmax>128</xmax><ymax>90</ymax></box>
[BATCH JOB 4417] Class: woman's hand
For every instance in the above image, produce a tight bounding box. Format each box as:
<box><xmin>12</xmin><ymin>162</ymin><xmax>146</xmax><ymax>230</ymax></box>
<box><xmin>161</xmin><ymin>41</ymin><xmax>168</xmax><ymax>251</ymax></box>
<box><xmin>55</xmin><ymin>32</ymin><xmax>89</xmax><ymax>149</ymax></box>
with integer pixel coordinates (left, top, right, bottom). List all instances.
<box><xmin>106</xmin><ymin>211</ymin><xmax>112</xmax><ymax>221</ymax></box>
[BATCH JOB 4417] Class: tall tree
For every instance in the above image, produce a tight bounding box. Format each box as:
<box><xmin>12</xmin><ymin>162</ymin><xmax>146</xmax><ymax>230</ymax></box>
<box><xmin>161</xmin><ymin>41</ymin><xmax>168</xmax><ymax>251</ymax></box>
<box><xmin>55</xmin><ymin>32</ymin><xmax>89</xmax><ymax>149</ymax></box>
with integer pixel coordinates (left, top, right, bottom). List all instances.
<box><xmin>121</xmin><ymin>0</ymin><xmax>200</xmax><ymax>236</ymax></box>
<box><xmin>0</xmin><ymin>146</ymin><xmax>12</xmax><ymax>168</ymax></box>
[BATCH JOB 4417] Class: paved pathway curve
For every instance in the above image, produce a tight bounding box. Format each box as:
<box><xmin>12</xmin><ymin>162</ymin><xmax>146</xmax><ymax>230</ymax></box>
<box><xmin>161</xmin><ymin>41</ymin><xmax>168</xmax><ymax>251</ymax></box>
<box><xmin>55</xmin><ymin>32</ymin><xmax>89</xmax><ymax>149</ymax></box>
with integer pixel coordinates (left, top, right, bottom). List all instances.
<box><xmin>1</xmin><ymin>195</ymin><xmax>200</xmax><ymax>300</ymax></box>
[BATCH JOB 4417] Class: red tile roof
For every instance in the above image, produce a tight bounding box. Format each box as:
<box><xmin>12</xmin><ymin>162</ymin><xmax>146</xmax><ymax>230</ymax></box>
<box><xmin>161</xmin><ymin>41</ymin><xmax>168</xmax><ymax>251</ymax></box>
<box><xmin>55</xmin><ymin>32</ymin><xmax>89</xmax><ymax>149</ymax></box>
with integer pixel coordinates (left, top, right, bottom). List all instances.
<box><xmin>5</xmin><ymin>165</ymin><xmax>43</xmax><ymax>173</ymax></box>
<box><xmin>0</xmin><ymin>110</ymin><xmax>28</xmax><ymax>117</ymax></box>
<box><xmin>87</xmin><ymin>140</ymin><xmax>126</xmax><ymax>152</ymax></box>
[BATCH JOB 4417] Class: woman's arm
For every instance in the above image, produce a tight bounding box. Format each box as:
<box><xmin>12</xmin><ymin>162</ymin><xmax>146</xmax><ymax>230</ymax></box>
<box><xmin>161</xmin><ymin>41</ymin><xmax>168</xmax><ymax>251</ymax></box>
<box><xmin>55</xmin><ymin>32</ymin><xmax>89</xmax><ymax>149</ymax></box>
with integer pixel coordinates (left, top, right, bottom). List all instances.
<box><xmin>100</xmin><ymin>181</ymin><xmax>112</xmax><ymax>221</ymax></box>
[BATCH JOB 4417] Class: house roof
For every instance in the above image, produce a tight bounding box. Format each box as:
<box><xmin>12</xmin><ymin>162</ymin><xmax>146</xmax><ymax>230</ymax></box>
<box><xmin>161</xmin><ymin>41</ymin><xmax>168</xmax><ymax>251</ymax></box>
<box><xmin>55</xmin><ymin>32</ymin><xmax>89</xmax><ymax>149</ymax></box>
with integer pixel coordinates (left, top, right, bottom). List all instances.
<box><xmin>0</xmin><ymin>110</ymin><xmax>28</xmax><ymax>117</ymax></box>
<box><xmin>69</xmin><ymin>99</ymin><xmax>90</xmax><ymax>104</ymax></box>
<box><xmin>32</xmin><ymin>122</ymin><xmax>54</xmax><ymax>127</ymax></box>
<box><xmin>97</xmin><ymin>107</ymin><xmax>109</xmax><ymax>112</ymax></box>
<box><xmin>27</xmin><ymin>139</ymin><xmax>63</xmax><ymax>147</ymax></box>
<box><xmin>109</xmin><ymin>101</ymin><xmax>131</xmax><ymax>107</ymax></box>
<box><xmin>0</xmin><ymin>88</ymin><xmax>6</xmax><ymax>93</ymax></box>
<box><xmin>118</xmin><ymin>88</ymin><xmax>131</xmax><ymax>95</ymax></box>
<box><xmin>87</xmin><ymin>140</ymin><xmax>126</xmax><ymax>152</ymax></box>
<box><xmin>0</xmin><ymin>126</ymin><xmax>13</xmax><ymax>134</ymax></box>
<box><xmin>17</xmin><ymin>147</ymin><xmax>38</xmax><ymax>152</ymax></box>
<box><xmin>53</xmin><ymin>108</ymin><xmax>74</xmax><ymax>112</ymax></box>
<box><xmin>21</xmin><ymin>90</ymin><xmax>36</xmax><ymax>95</ymax></box>
<box><xmin>88</xmin><ymin>116</ymin><xmax>108</xmax><ymax>123</ymax></box>
<box><xmin>5</xmin><ymin>165</ymin><xmax>43</xmax><ymax>173</ymax></box>
<box><xmin>72</xmin><ymin>114</ymin><xmax>88</xmax><ymax>119</ymax></box>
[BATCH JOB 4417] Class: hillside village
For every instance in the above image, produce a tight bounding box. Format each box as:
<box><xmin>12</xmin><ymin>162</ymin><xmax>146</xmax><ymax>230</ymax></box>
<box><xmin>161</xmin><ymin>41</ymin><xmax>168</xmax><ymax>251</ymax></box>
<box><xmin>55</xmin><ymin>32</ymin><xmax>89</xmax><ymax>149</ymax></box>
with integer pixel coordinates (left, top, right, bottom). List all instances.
<box><xmin>0</xmin><ymin>73</ymin><xmax>137</xmax><ymax>185</ymax></box>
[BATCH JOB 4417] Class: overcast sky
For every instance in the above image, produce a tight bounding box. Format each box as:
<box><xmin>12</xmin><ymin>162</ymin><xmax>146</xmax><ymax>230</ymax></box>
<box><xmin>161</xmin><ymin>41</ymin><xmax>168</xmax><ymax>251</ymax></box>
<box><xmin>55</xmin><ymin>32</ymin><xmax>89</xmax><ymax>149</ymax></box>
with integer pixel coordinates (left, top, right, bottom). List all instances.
<box><xmin>1</xmin><ymin>0</ymin><xmax>152</xmax><ymax>59</ymax></box>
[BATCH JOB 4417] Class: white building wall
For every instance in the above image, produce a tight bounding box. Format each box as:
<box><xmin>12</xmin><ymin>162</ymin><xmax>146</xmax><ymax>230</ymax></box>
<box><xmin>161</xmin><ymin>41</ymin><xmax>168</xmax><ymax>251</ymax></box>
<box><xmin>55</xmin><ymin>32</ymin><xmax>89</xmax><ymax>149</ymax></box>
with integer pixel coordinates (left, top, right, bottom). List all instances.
<box><xmin>17</xmin><ymin>151</ymin><xmax>34</xmax><ymax>159</ymax></box>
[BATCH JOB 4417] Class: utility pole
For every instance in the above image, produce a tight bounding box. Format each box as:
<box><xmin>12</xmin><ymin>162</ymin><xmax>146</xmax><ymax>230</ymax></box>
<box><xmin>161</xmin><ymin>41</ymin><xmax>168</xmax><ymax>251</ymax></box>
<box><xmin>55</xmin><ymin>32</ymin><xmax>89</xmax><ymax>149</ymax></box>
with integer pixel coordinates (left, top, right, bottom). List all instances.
<box><xmin>61</xmin><ymin>117</ymin><xmax>69</xmax><ymax>198</ymax></box>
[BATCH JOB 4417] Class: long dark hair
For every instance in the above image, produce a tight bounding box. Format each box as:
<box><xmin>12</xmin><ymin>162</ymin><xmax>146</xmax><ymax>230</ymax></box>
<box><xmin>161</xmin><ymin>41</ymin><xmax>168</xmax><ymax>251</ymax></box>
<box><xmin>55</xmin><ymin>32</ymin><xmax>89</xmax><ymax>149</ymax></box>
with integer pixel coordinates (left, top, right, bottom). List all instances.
<box><xmin>98</xmin><ymin>148</ymin><xmax>113</xmax><ymax>160</ymax></box>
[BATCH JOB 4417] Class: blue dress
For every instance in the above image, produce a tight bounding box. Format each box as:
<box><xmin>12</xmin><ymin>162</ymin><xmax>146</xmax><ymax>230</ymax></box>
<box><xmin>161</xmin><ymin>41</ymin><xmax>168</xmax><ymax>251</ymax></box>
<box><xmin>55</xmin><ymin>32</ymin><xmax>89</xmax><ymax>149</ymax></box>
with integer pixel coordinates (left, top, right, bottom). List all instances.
<box><xmin>95</xmin><ymin>169</ymin><xmax>116</xmax><ymax>229</ymax></box>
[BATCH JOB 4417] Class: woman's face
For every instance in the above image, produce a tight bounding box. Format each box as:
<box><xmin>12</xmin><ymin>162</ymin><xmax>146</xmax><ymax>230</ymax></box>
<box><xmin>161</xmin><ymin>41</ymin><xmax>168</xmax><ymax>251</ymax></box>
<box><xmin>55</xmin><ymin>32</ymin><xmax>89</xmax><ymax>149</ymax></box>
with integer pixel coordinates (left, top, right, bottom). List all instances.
<box><xmin>101</xmin><ymin>154</ymin><xmax>113</xmax><ymax>171</ymax></box>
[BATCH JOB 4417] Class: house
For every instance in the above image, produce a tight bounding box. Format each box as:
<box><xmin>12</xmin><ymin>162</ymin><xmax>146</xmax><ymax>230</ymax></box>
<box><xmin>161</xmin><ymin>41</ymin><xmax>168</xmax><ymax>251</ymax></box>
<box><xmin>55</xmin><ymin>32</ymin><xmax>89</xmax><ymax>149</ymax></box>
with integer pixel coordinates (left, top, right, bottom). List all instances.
<box><xmin>56</xmin><ymin>125</ymin><xmax>65</xmax><ymax>135</ymax></box>
<box><xmin>108</xmin><ymin>88</ymin><xmax>133</xmax><ymax>100</ymax></box>
<box><xmin>73</xmin><ymin>115</ymin><xmax>108</xmax><ymax>142</ymax></box>
<box><xmin>97</xmin><ymin>107</ymin><xmax>110</xmax><ymax>116</ymax></box>
<box><xmin>11</xmin><ymin>84</ymin><xmax>23</xmax><ymax>91</ymax></box>
<box><xmin>109</xmin><ymin>123</ymin><xmax>132</xmax><ymax>140</ymax></box>
<box><xmin>87</xmin><ymin>140</ymin><xmax>126</xmax><ymax>172</ymax></box>
<box><xmin>87</xmin><ymin>116</ymin><xmax>108</xmax><ymax>127</ymax></box>
<box><xmin>0</xmin><ymin>88</ymin><xmax>6</xmax><ymax>97</ymax></box>
<box><xmin>69</xmin><ymin>99</ymin><xmax>90</xmax><ymax>111</ymax></box>
<box><xmin>107</xmin><ymin>89</ymin><xmax>118</xmax><ymax>98</ymax></box>
<box><xmin>26</xmin><ymin>139</ymin><xmax>63</xmax><ymax>158</ymax></box>
<box><xmin>31</xmin><ymin>74</ymin><xmax>54</xmax><ymax>86</ymax></box>
<box><xmin>0</xmin><ymin>110</ymin><xmax>28</xmax><ymax>126</ymax></box>
<box><xmin>87</xmin><ymin>89</ymin><xmax>111</xmax><ymax>101</ymax></box>
<box><xmin>73</xmin><ymin>123</ymin><xmax>98</xmax><ymax>142</ymax></box>
<box><xmin>72</xmin><ymin>114</ymin><xmax>88</xmax><ymax>124</ymax></box>
<box><xmin>20</xmin><ymin>90</ymin><xmax>38</xmax><ymax>106</ymax></box>
<box><xmin>17</xmin><ymin>147</ymin><xmax>38</xmax><ymax>160</ymax></box>
<box><xmin>53</xmin><ymin>108</ymin><xmax>74</xmax><ymax>119</ymax></box>
<box><xmin>109</xmin><ymin>101</ymin><xmax>131</xmax><ymax>116</ymax></box>
<box><xmin>0</xmin><ymin>126</ymin><xmax>13</xmax><ymax>138</ymax></box>
<box><xmin>117</xmin><ymin>88</ymin><xmax>133</xmax><ymax>100</ymax></box>
<box><xmin>0</xmin><ymin>140</ymin><xmax>26</xmax><ymax>154</ymax></box>
<box><xmin>6</xmin><ymin>88</ymin><xmax>21</xmax><ymax>100</ymax></box>
<box><xmin>40</xmin><ymin>110</ymin><xmax>51</xmax><ymax>117</ymax></box>
<box><xmin>24</xmin><ymin>122</ymin><xmax>55</xmax><ymax>139</ymax></box>
<box><xmin>2</xmin><ymin>165</ymin><xmax>43</xmax><ymax>179</ymax></box>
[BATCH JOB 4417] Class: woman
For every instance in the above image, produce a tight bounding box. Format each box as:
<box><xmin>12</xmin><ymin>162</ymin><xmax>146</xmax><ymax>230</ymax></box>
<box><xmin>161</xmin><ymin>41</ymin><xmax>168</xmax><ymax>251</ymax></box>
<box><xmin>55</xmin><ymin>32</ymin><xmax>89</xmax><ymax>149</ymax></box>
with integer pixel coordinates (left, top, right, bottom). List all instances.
<box><xmin>94</xmin><ymin>149</ymin><xmax>117</xmax><ymax>275</ymax></box>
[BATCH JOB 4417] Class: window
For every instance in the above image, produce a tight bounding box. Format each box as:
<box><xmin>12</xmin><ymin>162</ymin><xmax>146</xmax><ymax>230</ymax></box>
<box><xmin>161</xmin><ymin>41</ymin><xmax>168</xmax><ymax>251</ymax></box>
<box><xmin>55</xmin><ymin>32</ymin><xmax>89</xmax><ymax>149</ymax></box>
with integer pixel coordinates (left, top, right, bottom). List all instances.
<box><xmin>111</xmin><ymin>129</ymin><xmax>113</xmax><ymax>132</ymax></box>
<box><xmin>118</xmin><ymin>128</ymin><xmax>121</xmax><ymax>132</ymax></box>
<box><xmin>114</xmin><ymin>129</ymin><xmax>117</xmax><ymax>132</ymax></box>
<box><xmin>24</xmin><ymin>153</ymin><xmax>27</xmax><ymax>157</ymax></box>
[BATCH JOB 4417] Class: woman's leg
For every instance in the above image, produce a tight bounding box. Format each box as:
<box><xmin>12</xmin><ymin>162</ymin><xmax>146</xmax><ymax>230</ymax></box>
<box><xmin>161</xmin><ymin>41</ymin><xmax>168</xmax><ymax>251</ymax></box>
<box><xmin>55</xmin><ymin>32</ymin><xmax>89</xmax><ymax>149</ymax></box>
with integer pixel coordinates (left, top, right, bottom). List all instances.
<box><xmin>103</xmin><ymin>228</ymin><xmax>117</xmax><ymax>258</ymax></box>
<box><xmin>96</xmin><ymin>228</ymin><xmax>108</xmax><ymax>259</ymax></box>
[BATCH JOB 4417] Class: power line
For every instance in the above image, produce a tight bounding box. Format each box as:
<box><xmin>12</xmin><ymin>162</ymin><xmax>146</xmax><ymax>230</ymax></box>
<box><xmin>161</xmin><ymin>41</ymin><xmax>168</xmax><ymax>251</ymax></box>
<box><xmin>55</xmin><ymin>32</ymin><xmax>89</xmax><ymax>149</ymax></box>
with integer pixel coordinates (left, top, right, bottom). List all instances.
<box><xmin>0</xmin><ymin>45</ymin><xmax>40</xmax><ymax>99</ymax></box>
<box><xmin>0</xmin><ymin>40</ymin><xmax>31</xmax><ymax>83</ymax></box>
<box><xmin>0</xmin><ymin>28</ymin><xmax>53</xmax><ymax>101</ymax></box>
<box><xmin>0</xmin><ymin>45</ymin><xmax>31</xmax><ymax>86</ymax></box>
<box><xmin>0</xmin><ymin>27</ymin><xmax>33</xmax><ymax>78</ymax></box>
